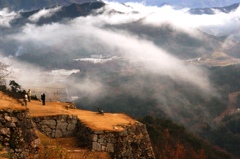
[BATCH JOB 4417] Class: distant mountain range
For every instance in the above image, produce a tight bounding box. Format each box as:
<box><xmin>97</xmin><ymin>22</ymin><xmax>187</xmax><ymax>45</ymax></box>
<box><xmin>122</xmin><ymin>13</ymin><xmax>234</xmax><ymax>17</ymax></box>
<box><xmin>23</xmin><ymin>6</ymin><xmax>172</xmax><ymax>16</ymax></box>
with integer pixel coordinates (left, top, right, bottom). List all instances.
<box><xmin>0</xmin><ymin>0</ymin><xmax>98</xmax><ymax>11</ymax></box>
<box><xmin>189</xmin><ymin>3</ymin><xmax>240</xmax><ymax>14</ymax></box>
<box><xmin>108</xmin><ymin>0</ymin><xmax>240</xmax><ymax>8</ymax></box>
<box><xmin>1</xmin><ymin>0</ymin><xmax>240</xmax><ymax>14</ymax></box>
<box><xmin>0</xmin><ymin>1</ymin><xmax>225</xmax><ymax>60</ymax></box>
<box><xmin>0</xmin><ymin>1</ymin><xmax>238</xmax><ymax>60</ymax></box>
<box><xmin>11</xmin><ymin>2</ymin><xmax>105</xmax><ymax>26</ymax></box>
<box><xmin>1</xmin><ymin>0</ymin><xmax>240</xmax><ymax>11</ymax></box>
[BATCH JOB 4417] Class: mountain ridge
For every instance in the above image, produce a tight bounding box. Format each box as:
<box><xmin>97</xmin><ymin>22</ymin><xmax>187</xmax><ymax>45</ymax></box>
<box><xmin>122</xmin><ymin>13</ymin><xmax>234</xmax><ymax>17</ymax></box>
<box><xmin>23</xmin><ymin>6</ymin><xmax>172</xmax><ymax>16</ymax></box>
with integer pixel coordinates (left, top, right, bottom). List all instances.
<box><xmin>0</xmin><ymin>0</ymin><xmax>99</xmax><ymax>11</ymax></box>
<box><xmin>189</xmin><ymin>3</ymin><xmax>240</xmax><ymax>15</ymax></box>
<box><xmin>107</xmin><ymin>0</ymin><xmax>240</xmax><ymax>8</ymax></box>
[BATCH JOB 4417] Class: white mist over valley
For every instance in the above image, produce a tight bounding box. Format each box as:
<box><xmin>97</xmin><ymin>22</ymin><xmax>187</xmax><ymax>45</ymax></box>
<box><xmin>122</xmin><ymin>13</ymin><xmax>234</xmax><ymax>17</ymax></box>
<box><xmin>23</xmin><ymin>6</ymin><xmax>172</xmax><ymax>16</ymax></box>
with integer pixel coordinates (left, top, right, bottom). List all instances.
<box><xmin>2</xmin><ymin>1</ymin><xmax>240</xmax><ymax>157</ymax></box>
<box><xmin>1</xmin><ymin>0</ymin><xmax>240</xmax><ymax>136</ymax></box>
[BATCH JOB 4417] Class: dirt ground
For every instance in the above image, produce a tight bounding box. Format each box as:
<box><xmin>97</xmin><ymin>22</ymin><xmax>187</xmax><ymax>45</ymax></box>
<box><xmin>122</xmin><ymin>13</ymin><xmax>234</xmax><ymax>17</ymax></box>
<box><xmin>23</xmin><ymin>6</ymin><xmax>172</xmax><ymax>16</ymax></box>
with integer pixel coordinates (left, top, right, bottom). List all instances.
<box><xmin>37</xmin><ymin>131</ymin><xmax>111</xmax><ymax>159</ymax></box>
<box><xmin>27</xmin><ymin>99</ymin><xmax>136</xmax><ymax>132</ymax></box>
<box><xmin>0</xmin><ymin>92</ymin><xmax>24</xmax><ymax>110</ymax></box>
<box><xmin>0</xmin><ymin>91</ymin><xmax>136</xmax><ymax>131</ymax></box>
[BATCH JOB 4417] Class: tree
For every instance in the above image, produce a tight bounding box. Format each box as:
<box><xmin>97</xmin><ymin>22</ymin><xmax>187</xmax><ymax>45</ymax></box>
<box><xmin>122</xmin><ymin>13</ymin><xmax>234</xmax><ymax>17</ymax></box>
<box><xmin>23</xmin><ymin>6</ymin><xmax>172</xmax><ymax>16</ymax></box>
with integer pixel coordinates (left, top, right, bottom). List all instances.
<box><xmin>8</xmin><ymin>80</ymin><xmax>23</xmax><ymax>99</ymax></box>
<box><xmin>9</xmin><ymin>80</ymin><xmax>21</xmax><ymax>93</ymax></box>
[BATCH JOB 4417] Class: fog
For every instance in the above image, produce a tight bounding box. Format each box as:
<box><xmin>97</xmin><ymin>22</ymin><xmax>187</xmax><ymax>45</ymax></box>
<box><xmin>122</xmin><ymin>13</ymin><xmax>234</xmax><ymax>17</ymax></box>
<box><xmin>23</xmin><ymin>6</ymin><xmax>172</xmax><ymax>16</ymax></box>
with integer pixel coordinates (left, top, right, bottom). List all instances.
<box><xmin>4</xmin><ymin>1</ymin><xmax>239</xmax><ymax>87</ymax></box>
<box><xmin>29</xmin><ymin>6</ymin><xmax>62</xmax><ymax>22</ymax></box>
<box><xmin>0</xmin><ymin>8</ymin><xmax>18</xmax><ymax>27</ymax></box>
<box><xmin>0</xmin><ymin>1</ymin><xmax>239</xmax><ymax>125</ymax></box>
<box><xmin>2</xmin><ymin>1</ymin><xmax>238</xmax><ymax>93</ymax></box>
<box><xmin>5</xmin><ymin>16</ymin><xmax>212</xmax><ymax>91</ymax></box>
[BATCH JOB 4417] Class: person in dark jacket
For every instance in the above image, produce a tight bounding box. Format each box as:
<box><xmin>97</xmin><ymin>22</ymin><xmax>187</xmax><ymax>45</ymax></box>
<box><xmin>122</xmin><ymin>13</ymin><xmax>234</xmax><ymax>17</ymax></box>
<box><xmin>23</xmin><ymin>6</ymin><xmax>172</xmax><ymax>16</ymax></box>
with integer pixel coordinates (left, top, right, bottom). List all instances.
<box><xmin>41</xmin><ymin>93</ymin><xmax>46</xmax><ymax>105</ymax></box>
<box><xmin>27</xmin><ymin>89</ymin><xmax>31</xmax><ymax>102</ymax></box>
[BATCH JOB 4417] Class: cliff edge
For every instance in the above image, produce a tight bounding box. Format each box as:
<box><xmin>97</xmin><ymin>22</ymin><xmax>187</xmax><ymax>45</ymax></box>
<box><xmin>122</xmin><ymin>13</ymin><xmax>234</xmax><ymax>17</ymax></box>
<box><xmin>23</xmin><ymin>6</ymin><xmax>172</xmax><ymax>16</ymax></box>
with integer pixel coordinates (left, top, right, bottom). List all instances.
<box><xmin>0</xmin><ymin>91</ymin><xmax>155</xmax><ymax>159</ymax></box>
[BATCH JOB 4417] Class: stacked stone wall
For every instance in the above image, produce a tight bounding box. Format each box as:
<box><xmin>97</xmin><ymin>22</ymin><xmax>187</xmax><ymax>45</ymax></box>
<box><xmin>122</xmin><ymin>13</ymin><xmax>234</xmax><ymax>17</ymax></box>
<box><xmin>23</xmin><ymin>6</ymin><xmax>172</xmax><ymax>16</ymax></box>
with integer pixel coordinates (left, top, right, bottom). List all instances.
<box><xmin>32</xmin><ymin>115</ymin><xmax>78</xmax><ymax>138</ymax></box>
<box><xmin>76</xmin><ymin>121</ymin><xmax>155</xmax><ymax>159</ymax></box>
<box><xmin>32</xmin><ymin>114</ymin><xmax>155</xmax><ymax>159</ymax></box>
<box><xmin>113</xmin><ymin>123</ymin><xmax>155</xmax><ymax>159</ymax></box>
<box><xmin>0</xmin><ymin>108</ymin><xmax>40</xmax><ymax>159</ymax></box>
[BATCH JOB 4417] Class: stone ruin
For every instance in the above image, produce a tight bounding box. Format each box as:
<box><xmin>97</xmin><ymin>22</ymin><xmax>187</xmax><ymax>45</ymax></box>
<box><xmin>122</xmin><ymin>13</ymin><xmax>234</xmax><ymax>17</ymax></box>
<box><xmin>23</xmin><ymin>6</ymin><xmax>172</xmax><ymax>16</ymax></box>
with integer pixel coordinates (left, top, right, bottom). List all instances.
<box><xmin>0</xmin><ymin>108</ymin><xmax>155</xmax><ymax>159</ymax></box>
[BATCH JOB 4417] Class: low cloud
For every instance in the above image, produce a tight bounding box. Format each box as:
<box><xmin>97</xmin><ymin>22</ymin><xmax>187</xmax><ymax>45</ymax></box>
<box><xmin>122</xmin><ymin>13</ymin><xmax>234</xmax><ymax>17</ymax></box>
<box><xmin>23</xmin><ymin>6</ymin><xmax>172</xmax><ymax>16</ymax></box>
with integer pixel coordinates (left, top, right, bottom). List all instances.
<box><xmin>98</xmin><ymin>2</ymin><xmax>240</xmax><ymax>38</ymax></box>
<box><xmin>0</xmin><ymin>8</ymin><xmax>18</xmax><ymax>27</ymax></box>
<box><xmin>2</xmin><ymin>1</ymin><xmax>235</xmax><ymax>127</ymax></box>
<box><xmin>29</xmin><ymin>6</ymin><xmax>62</xmax><ymax>22</ymax></box>
<box><xmin>5</xmin><ymin>1</ymin><xmax>223</xmax><ymax>92</ymax></box>
<box><xmin>7</xmin><ymin>16</ymin><xmax>212</xmax><ymax>93</ymax></box>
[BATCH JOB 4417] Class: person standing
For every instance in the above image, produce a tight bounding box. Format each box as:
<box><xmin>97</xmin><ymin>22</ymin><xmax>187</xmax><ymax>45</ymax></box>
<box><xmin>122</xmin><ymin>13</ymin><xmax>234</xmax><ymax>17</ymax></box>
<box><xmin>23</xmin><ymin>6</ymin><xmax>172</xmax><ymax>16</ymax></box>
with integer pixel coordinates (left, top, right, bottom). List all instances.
<box><xmin>27</xmin><ymin>89</ymin><xmax>31</xmax><ymax>102</ymax></box>
<box><xmin>41</xmin><ymin>93</ymin><xmax>46</xmax><ymax>105</ymax></box>
<box><xmin>24</xmin><ymin>93</ymin><xmax>28</xmax><ymax>106</ymax></box>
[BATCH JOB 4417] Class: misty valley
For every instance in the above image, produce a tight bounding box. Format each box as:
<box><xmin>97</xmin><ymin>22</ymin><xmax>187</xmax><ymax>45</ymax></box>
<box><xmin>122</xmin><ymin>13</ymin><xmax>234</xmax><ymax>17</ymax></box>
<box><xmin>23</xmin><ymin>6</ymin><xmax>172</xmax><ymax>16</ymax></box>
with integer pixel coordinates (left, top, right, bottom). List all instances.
<box><xmin>1</xmin><ymin>0</ymin><xmax>240</xmax><ymax>158</ymax></box>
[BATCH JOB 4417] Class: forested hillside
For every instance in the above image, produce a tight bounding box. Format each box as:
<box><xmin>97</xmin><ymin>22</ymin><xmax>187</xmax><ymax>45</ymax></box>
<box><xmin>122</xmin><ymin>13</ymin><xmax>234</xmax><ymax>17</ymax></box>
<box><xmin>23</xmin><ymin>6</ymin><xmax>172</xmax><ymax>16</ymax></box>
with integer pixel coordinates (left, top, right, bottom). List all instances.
<box><xmin>141</xmin><ymin>116</ymin><xmax>233</xmax><ymax>159</ymax></box>
<box><xmin>71</xmin><ymin>61</ymin><xmax>240</xmax><ymax>158</ymax></box>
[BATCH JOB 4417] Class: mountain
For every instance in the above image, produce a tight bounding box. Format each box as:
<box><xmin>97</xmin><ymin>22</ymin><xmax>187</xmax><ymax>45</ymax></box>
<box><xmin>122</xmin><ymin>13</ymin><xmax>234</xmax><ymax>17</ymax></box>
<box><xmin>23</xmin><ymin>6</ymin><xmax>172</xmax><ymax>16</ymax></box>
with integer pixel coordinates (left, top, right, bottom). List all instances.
<box><xmin>189</xmin><ymin>3</ymin><xmax>240</xmax><ymax>14</ymax></box>
<box><xmin>0</xmin><ymin>0</ymin><xmax>98</xmax><ymax>11</ymax></box>
<box><xmin>1</xmin><ymin>0</ymin><xmax>240</xmax><ymax>10</ymax></box>
<box><xmin>0</xmin><ymin>2</ymin><xmax>226</xmax><ymax>60</ymax></box>
<box><xmin>12</xmin><ymin>2</ymin><xmax>105</xmax><ymax>26</ymax></box>
<box><xmin>108</xmin><ymin>0</ymin><xmax>240</xmax><ymax>8</ymax></box>
<box><xmin>106</xmin><ymin>22</ymin><xmax>222</xmax><ymax>59</ymax></box>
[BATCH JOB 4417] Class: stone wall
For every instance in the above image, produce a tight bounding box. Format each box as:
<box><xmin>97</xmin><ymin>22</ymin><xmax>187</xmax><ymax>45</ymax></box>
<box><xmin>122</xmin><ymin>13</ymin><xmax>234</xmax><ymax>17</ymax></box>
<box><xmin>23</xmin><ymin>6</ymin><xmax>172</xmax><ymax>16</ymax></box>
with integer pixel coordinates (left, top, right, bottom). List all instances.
<box><xmin>32</xmin><ymin>114</ymin><xmax>155</xmax><ymax>159</ymax></box>
<box><xmin>76</xmin><ymin>121</ymin><xmax>155</xmax><ymax>159</ymax></box>
<box><xmin>32</xmin><ymin>115</ymin><xmax>78</xmax><ymax>138</ymax></box>
<box><xmin>113</xmin><ymin>123</ymin><xmax>155</xmax><ymax>159</ymax></box>
<box><xmin>0</xmin><ymin>108</ymin><xmax>40</xmax><ymax>159</ymax></box>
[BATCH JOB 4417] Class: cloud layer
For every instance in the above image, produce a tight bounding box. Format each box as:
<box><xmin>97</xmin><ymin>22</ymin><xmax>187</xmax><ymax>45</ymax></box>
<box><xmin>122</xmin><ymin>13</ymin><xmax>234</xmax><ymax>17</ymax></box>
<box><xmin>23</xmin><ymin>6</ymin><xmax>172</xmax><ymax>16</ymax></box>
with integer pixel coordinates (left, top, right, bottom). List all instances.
<box><xmin>1</xmin><ymin>1</ymin><xmax>239</xmax><ymax>100</ymax></box>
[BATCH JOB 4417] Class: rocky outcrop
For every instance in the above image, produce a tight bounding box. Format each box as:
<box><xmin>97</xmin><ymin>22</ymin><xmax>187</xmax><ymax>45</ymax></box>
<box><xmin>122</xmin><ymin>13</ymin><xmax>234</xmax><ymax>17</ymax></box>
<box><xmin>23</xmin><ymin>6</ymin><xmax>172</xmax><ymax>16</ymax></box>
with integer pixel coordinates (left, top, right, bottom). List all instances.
<box><xmin>0</xmin><ymin>108</ymin><xmax>40</xmax><ymax>159</ymax></box>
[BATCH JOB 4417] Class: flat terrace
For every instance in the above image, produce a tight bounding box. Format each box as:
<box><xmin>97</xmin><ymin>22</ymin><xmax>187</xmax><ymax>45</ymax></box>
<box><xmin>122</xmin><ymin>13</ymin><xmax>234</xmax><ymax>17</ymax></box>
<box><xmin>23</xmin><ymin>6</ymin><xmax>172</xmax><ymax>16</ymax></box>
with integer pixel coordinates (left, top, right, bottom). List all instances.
<box><xmin>0</xmin><ymin>91</ymin><xmax>136</xmax><ymax>132</ymax></box>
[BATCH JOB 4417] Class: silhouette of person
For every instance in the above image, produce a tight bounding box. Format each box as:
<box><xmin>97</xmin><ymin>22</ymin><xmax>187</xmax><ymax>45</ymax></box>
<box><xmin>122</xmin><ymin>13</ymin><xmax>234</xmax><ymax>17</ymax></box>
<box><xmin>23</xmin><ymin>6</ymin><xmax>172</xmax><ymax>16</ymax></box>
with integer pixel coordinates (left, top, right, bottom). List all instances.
<box><xmin>22</xmin><ymin>90</ymin><xmax>26</xmax><ymax>98</ymax></box>
<box><xmin>41</xmin><ymin>93</ymin><xmax>46</xmax><ymax>105</ymax></box>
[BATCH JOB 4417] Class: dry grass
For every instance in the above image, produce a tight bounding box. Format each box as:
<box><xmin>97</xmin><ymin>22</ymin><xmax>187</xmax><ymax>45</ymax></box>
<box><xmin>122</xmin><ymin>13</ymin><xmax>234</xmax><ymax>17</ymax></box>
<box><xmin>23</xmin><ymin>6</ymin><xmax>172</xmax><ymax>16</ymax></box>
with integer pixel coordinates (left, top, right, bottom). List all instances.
<box><xmin>0</xmin><ymin>149</ymin><xmax>9</xmax><ymax>159</ymax></box>
<box><xmin>0</xmin><ymin>91</ymin><xmax>136</xmax><ymax>131</ymax></box>
<box><xmin>0</xmin><ymin>91</ymin><xmax>25</xmax><ymax>110</ymax></box>
<box><xmin>27</xmin><ymin>100</ymin><xmax>136</xmax><ymax>132</ymax></box>
<box><xmin>35</xmin><ymin>131</ymin><xmax>111</xmax><ymax>159</ymax></box>
<box><xmin>30</xmin><ymin>131</ymin><xmax>73</xmax><ymax>159</ymax></box>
